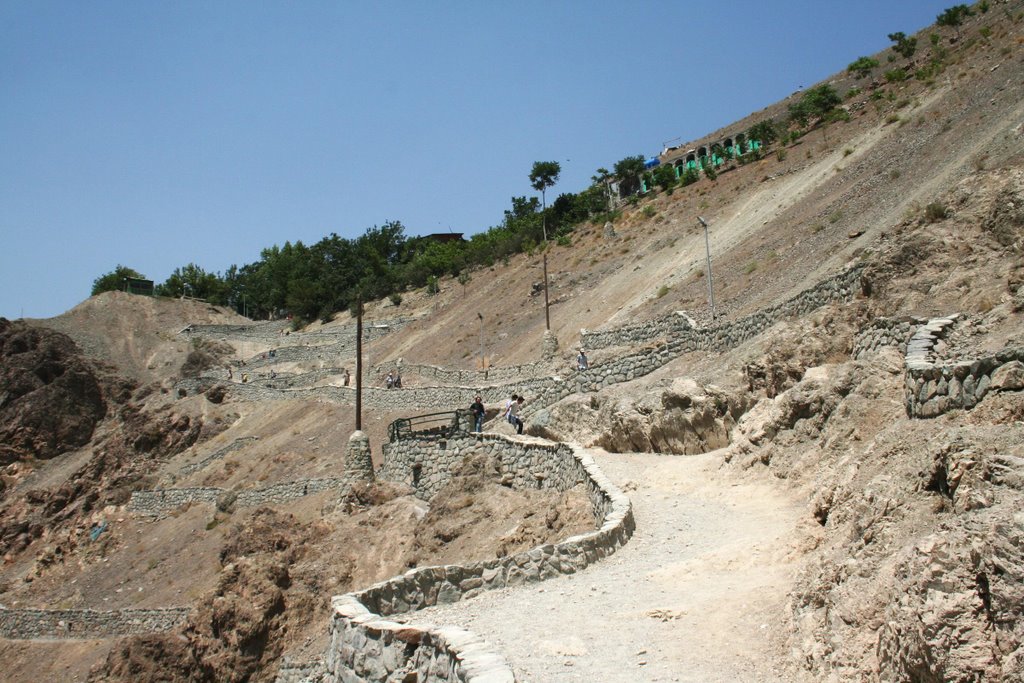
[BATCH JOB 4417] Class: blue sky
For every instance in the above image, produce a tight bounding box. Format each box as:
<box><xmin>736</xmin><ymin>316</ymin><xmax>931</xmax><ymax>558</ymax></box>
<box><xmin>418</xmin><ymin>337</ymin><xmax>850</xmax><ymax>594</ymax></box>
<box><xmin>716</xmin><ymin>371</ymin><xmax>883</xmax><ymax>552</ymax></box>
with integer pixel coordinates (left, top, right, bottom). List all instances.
<box><xmin>1</xmin><ymin>1</ymin><xmax>955</xmax><ymax>319</ymax></box>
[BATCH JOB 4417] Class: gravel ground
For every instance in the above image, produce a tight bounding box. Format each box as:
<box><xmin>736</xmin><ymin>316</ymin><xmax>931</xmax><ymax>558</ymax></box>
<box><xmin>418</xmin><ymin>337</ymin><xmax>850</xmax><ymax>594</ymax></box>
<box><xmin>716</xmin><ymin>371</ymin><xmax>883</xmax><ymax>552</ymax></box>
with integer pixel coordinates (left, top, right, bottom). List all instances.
<box><xmin>405</xmin><ymin>448</ymin><xmax>809</xmax><ymax>682</ymax></box>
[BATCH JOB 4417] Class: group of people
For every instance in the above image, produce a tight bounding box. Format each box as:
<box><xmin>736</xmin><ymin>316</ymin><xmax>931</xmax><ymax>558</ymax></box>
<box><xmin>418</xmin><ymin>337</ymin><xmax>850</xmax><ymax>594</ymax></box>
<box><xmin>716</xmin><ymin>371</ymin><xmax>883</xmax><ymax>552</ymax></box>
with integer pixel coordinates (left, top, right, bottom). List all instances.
<box><xmin>469</xmin><ymin>393</ymin><xmax>526</xmax><ymax>435</ymax></box>
<box><xmin>465</xmin><ymin>349</ymin><xmax>589</xmax><ymax>436</ymax></box>
<box><xmin>385</xmin><ymin>371</ymin><xmax>403</xmax><ymax>389</ymax></box>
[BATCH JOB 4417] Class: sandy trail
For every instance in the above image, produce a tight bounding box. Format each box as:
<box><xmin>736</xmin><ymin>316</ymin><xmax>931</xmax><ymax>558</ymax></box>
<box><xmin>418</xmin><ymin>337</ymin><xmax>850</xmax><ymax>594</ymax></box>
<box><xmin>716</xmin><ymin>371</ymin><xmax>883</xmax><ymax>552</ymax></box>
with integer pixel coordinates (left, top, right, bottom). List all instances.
<box><xmin>408</xmin><ymin>448</ymin><xmax>808</xmax><ymax>682</ymax></box>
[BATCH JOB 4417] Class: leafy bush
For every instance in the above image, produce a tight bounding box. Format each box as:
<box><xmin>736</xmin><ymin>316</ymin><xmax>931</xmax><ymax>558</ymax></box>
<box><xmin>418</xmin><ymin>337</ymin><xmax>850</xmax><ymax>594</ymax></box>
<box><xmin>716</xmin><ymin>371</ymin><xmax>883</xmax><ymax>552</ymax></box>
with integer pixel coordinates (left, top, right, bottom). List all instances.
<box><xmin>680</xmin><ymin>168</ymin><xmax>700</xmax><ymax>186</ymax></box>
<box><xmin>885</xmin><ymin>68</ymin><xmax>909</xmax><ymax>82</ymax></box>
<box><xmin>845</xmin><ymin>87</ymin><xmax>861</xmax><ymax>100</ymax></box>
<box><xmin>389</xmin><ymin>292</ymin><xmax>403</xmax><ymax>306</ymax></box>
<box><xmin>847</xmin><ymin>56</ymin><xmax>879</xmax><ymax>78</ymax></box>
<box><xmin>888</xmin><ymin>32</ymin><xmax>918</xmax><ymax>58</ymax></box>
<box><xmin>656</xmin><ymin>285</ymin><xmax>670</xmax><ymax>298</ymax></box>
<box><xmin>426</xmin><ymin>275</ymin><xmax>439</xmax><ymax>295</ymax></box>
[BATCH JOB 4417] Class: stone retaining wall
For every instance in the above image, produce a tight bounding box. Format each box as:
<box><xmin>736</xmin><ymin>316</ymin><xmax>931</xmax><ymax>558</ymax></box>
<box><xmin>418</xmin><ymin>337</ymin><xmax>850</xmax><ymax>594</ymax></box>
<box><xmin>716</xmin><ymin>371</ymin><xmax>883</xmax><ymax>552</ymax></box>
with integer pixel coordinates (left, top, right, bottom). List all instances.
<box><xmin>582</xmin><ymin>264</ymin><xmax>864</xmax><ymax>350</ymax></box>
<box><xmin>126</xmin><ymin>477</ymin><xmax>348</xmax><ymax>517</ymax></box>
<box><xmin>852</xmin><ymin>315</ymin><xmax>928</xmax><ymax>359</ymax></box>
<box><xmin>902</xmin><ymin>315</ymin><xmax>1024</xmax><ymax>418</ymax></box>
<box><xmin>321</xmin><ymin>434</ymin><xmax>633</xmax><ymax>682</ymax></box>
<box><xmin>0</xmin><ymin>607</ymin><xmax>189</xmax><ymax>639</ymax></box>
<box><xmin>372</xmin><ymin>360</ymin><xmax>547</xmax><ymax>386</ymax></box>
<box><xmin>180</xmin><ymin>437</ymin><xmax>258</xmax><ymax>476</ymax></box>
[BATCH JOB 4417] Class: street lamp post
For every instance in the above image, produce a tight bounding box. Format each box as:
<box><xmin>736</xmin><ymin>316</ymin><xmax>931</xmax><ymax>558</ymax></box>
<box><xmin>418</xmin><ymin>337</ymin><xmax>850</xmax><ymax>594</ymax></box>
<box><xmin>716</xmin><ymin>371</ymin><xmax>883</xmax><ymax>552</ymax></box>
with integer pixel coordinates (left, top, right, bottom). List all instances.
<box><xmin>698</xmin><ymin>216</ymin><xmax>716</xmax><ymax>321</ymax></box>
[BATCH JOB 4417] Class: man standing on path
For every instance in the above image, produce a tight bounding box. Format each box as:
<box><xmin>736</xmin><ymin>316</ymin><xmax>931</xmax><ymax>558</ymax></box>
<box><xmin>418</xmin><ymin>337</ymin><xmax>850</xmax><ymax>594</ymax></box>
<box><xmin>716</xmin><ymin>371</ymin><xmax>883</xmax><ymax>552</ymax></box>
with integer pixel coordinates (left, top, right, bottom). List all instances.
<box><xmin>577</xmin><ymin>349</ymin><xmax>589</xmax><ymax>371</ymax></box>
<box><xmin>470</xmin><ymin>395</ymin><xmax>485</xmax><ymax>433</ymax></box>
<box><xmin>509</xmin><ymin>396</ymin><xmax>525</xmax><ymax>435</ymax></box>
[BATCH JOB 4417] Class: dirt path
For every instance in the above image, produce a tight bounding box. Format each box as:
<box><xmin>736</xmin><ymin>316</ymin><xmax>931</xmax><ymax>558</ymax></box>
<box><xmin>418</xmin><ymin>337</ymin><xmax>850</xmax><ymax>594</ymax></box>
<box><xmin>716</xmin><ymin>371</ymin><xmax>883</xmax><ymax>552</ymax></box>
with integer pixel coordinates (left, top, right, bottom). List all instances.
<box><xmin>408</xmin><ymin>448</ymin><xmax>809</xmax><ymax>682</ymax></box>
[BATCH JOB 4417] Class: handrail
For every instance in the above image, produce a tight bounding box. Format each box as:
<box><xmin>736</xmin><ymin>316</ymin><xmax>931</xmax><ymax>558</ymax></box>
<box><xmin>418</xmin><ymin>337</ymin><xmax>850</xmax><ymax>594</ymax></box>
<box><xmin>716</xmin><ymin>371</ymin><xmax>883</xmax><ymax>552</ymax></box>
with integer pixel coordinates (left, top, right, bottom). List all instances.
<box><xmin>387</xmin><ymin>409</ymin><xmax>472</xmax><ymax>442</ymax></box>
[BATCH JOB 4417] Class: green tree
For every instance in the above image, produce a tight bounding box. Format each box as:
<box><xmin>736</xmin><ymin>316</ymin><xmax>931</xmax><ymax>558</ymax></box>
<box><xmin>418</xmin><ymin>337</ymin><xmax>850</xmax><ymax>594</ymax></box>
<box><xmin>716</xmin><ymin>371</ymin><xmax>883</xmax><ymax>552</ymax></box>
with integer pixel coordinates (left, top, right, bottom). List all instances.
<box><xmin>528</xmin><ymin>160</ymin><xmax>560</xmax><ymax>331</ymax></box>
<box><xmin>847</xmin><ymin>56</ymin><xmax>880</xmax><ymax>78</ymax></box>
<box><xmin>936</xmin><ymin>4</ymin><xmax>973</xmax><ymax>37</ymax></box>
<box><xmin>652</xmin><ymin>164</ymin><xmax>677</xmax><ymax>192</ymax></box>
<box><xmin>156</xmin><ymin>263</ymin><xmax>229</xmax><ymax>303</ymax></box>
<box><xmin>789</xmin><ymin>85</ymin><xmax>841</xmax><ymax>128</ymax></box>
<box><xmin>888</xmin><ymin>31</ymin><xmax>918</xmax><ymax>58</ymax></box>
<box><xmin>747</xmin><ymin>119</ymin><xmax>779</xmax><ymax>146</ymax></box>
<box><xmin>529</xmin><ymin>161</ymin><xmax>561</xmax><ymax>241</ymax></box>
<box><xmin>613</xmin><ymin>155</ymin><xmax>646</xmax><ymax>197</ymax></box>
<box><xmin>91</xmin><ymin>265</ymin><xmax>145</xmax><ymax>296</ymax></box>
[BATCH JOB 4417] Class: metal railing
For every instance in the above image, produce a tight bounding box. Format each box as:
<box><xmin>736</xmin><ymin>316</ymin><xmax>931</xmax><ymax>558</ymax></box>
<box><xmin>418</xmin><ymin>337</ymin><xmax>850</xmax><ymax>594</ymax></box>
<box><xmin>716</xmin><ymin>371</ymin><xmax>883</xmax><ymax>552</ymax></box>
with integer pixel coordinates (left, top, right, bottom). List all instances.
<box><xmin>388</xmin><ymin>409</ymin><xmax>473</xmax><ymax>442</ymax></box>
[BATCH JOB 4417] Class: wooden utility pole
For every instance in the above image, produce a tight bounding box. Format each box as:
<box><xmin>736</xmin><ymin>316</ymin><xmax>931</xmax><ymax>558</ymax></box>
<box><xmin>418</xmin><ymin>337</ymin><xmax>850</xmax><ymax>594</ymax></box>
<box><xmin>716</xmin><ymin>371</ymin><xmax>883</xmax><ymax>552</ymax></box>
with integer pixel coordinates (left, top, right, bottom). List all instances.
<box><xmin>355</xmin><ymin>295</ymin><xmax>363</xmax><ymax>431</ymax></box>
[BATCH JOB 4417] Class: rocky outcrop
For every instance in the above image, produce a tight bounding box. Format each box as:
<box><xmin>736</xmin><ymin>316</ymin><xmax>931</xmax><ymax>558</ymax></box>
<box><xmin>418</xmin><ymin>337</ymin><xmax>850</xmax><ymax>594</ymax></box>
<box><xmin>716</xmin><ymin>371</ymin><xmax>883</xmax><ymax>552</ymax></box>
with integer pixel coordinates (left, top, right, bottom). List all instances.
<box><xmin>0</xmin><ymin>318</ymin><xmax>121</xmax><ymax>464</ymax></box>
<box><xmin>592</xmin><ymin>378</ymin><xmax>749</xmax><ymax>455</ymax></box>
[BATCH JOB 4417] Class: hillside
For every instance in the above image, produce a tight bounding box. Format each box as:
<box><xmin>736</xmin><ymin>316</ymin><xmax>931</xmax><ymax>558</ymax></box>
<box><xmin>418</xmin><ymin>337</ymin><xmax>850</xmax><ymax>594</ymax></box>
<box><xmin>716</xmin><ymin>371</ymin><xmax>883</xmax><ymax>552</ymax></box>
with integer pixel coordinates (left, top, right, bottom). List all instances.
<box><xmin>2</xmin><ymin>3</ymin><xmax>1023</xmax><ymax>682</ymax></box>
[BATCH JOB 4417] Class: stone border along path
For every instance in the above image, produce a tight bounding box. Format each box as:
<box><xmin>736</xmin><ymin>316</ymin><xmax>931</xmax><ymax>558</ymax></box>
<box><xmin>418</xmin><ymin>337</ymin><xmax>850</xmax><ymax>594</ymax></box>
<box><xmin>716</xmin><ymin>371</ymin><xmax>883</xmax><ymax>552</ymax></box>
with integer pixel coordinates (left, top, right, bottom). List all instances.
<box><xmin>393</xmin><ymin>449</ymin><xmax>804</xmax><ymax>683</ymax></box>
<box><xmin>316</xmin><ymin>434</ymin><xmax>634</xmax><ymax>683</ymax></box>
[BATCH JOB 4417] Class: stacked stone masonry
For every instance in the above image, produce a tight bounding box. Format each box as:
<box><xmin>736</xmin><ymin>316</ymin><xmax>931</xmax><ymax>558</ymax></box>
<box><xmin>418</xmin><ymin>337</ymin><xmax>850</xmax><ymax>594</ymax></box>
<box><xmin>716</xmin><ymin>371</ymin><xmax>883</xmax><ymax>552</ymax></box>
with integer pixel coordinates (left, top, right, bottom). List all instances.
<box><xmin>0</xmin><ymin>607</ymin><xmax>189</xmax><ymax>639</ymax></box>
<box><xmin>852</xmin><ymin>315</ymin><xmax>928</xmax><ymax>359</ymax></box>
<box><xmin>581</xmin><ymin>265</ymin><xmax>865</xmax><ymax>350</ymax></box>
<box><xmin>126</xmin><ymin>477</ymin><xmax>349</xmax><ymax>517</ymax></box>
<box><xmin>320</xmin><ymin>434</ymin><xmax>634</xmax><ymax>682</ymax></box>
<box><xmin>180</xmin><ymin>437</ymin><xmax>258</xmax><ymax>476</ymax></box>
<box><xmin>901</xmin><ymin>315</ymin><xmax>1024</xmax><ymax>418</ymax></box>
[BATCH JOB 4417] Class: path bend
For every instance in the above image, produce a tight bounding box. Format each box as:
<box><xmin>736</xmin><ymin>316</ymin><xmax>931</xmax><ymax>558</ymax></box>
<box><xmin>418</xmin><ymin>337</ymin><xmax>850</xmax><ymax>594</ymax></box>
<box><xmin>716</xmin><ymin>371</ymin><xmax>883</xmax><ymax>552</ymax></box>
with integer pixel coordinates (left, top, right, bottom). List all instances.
<box><xmin>404</xmin><ymin>447</ymin><xmax>807</xmax><ymax>682</ymax></box>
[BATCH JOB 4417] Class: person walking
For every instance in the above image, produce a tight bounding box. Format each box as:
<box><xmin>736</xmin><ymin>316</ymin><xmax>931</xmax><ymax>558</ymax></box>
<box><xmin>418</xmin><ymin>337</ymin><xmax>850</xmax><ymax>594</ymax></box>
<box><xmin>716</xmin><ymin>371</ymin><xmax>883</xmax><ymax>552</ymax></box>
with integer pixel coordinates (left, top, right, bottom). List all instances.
<box><xmin>577</xmin><ymin>349</ymin><xmax>589</xmax><ymax>371</ymax></box>
<box><xmin>470</xmin><ymin>396</ymin><xmax>485</xmax><ymax>433</ymax></box>
<box><xmin>504</xmin><ymin>394</ymin><xmax>518</xmax><ymax>424</ymax></box>
<box><xmin>509</xmin><ymin>396</ymin><xmax>525</xmax><ymax>435</ymax></box>
<box><xmin>386</xmin><ymin>371</ymin><xmax>394</xmax><ymax>389</ymax></box>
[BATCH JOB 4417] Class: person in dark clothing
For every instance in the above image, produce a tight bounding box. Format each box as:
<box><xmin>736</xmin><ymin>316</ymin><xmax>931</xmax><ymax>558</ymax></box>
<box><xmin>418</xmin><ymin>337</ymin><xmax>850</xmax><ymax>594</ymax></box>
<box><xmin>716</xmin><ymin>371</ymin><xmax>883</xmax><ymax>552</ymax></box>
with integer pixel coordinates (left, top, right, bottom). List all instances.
<box><xmin>470</xmin><ymin>396</ymin><xmax>485</xmax><ymax>433</ymax></box>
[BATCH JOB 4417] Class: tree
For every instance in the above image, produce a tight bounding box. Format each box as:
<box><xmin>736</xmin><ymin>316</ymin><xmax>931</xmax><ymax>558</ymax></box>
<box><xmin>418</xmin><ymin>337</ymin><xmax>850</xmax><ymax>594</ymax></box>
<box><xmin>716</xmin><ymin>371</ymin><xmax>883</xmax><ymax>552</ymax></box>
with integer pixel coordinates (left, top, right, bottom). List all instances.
<box><xmin>747</xmin><ymin>119</ymin><xmax>779</xmax><ymax>146</ymax></box>
<box><xmin>652</xmin><ymin>164</ymin><xmax>677</xmax><ymax>192</ymax></box>
<box><xmin>529</xmin><ymin>161</ymin><xmax>561</xmax><ymax>241</ymax></box>
<box><xmin>91</xmin><ymin>265</ymin><xmax>145</xmax><ymax>295</ymax></box>
<box><xmin>613</xmin><ymin>155</ymin><xmax>646</xmax><ymax>197</ymax></box>
<box><xmin>789</xmin><ymin>85</ymin><xmax>841</xmax><ymax>128</ymax></box>
<box><xmin>528</xmin><ymin>160</ymin><xmax>561</xmax><ymax>331</ymax></box>
<box><xmin>847</xmin><ymin>56</ymin><xmax>880</xmax><ymax>78</ymax></box>
<box><xmin>888</xmin><ymin>32</ymin><xmax>918</xmax><ymax>59</ymax></box>
<box><xmin>937</xmin><ymin>4</ymin><xmax>973</xmax><ymax>37</ymax></box>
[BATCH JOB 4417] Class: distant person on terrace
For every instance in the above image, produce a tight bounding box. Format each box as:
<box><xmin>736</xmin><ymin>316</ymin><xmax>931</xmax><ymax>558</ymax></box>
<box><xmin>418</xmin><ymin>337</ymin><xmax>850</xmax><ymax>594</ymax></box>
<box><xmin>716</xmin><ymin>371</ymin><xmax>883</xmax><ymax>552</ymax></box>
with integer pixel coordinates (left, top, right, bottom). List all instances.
<box><xmin>470</xmin><ymin>395</ymin><xmax>485</xmax><ymax>433</ymax></box>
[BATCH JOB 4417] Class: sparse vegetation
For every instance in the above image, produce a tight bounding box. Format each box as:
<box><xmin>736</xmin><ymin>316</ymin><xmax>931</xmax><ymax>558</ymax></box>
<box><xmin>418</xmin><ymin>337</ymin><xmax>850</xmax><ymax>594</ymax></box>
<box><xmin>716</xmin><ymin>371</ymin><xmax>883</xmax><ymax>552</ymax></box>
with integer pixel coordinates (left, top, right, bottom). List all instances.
<box><xmin>924</xmin><ymin>202</ymin><xmax>949</xmax><ymax>222</ymax></box>
<box><xmin>885</xmin><ymin>68</ymin><xmax>909</xmax><ymax>82</ymax></box>
<box><xmin>656</xmin><ymin>285</ymin><xmax>670</xmax><ymax>298</ymax></box>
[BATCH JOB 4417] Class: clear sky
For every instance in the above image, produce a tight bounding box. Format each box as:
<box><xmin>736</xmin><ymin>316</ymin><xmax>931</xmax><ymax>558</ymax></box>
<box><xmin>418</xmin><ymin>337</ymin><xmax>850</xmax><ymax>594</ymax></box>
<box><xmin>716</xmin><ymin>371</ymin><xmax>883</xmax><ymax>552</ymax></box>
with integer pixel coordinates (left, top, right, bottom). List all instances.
<box><xmin>1</xmin><ymin>1</ymin><xmax>955</xmax><ymax>319</ymax></box>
